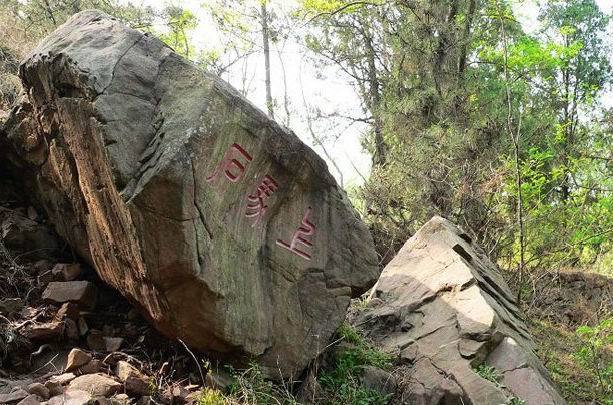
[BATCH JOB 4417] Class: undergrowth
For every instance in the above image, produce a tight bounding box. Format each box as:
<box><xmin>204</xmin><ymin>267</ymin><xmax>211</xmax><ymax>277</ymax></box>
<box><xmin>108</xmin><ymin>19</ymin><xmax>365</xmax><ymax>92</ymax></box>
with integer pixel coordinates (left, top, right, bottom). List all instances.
<box><xmin>317</xmin><ymin>323</ymin><xmax>393</xmax><ymax>405</ymax></box>
<box><xmin>531</xmin><ymin>318</ymin><xmax>613</xmax><ymax>404</ymax></box>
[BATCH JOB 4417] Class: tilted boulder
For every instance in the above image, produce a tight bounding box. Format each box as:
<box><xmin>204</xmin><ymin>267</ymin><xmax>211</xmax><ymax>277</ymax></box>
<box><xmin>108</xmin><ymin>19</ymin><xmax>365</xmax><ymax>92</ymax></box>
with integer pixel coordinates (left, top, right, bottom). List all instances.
<box><xmin>356</xmin><ymin>217</ymin><xmax>565</xmax><ymax>405</ymax></box>
<box><xmin>0</xmin><ymin>10</ymin><xmax>379</xmax><ymax>376</ymax></box>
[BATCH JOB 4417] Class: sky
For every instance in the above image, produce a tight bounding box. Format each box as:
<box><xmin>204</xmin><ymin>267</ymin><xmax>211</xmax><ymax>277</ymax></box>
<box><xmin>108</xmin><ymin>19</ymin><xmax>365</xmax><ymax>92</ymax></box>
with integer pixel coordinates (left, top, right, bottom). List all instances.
<box><xmin>122</xmin><ymin>0</ymin><xmax>613</xmax><ymax>188</ymax></box>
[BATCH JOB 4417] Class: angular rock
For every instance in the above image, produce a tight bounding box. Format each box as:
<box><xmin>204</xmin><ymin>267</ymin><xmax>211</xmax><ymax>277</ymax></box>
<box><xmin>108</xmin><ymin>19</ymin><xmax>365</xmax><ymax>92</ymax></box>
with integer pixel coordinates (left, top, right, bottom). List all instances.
<box><xmin>46</xmin><ymin>389</ymin><xmax>91</xmax><ymax>405</ymax></box>
<box><xmin>359</xmin><ymin>366</ymin><xmax>396</xmax><ymax>399</ymax></box>
<box><xmin>65</xmin><ymin>348</ymin><xmax>92</xmax><ymax>372</ymax></box>
<box><xmin>0</xmin><ymin>388</ymin><xmax>29</xmax><ymax>404</ymax></box>
<box><xmin>68</xmin><ymin>374</ymin><xmax>121</xmax><ymax>397</ymax></box>
<box><xmin>103</xmin><ymin>337</ymin><xmax>123</xmax><ymax>353</ymax></box>
<box><xmin>21</xmin><ymin>321</ymin><xmax>63</xmax><ymax>341</ymax></box>
<box><xmin>16</xmin><ymin>394</ymin><xmax>41</xmax><ymax>405</ymax></box>
<box><xmin>48</xmin><ymin>373</ymin><xmax>76</xmax><ymax>386</ymax></box>
<box><xmin>55</xmin><ymin>302</ymin><xmax>80</xmax><ymax>321</ymax></box>
<box><xmin>44</xmin><ymin>380</ymin><xmax>63</xmax><ymax>397</ymax></box>
<box><xmin>2</xmin><ymin>10</ymin><xmax>378</xmax><ymax>376</ymax></box>
<box><xmin>26</xmin><ymin>383</ymin><xmax>49</xmax><ymax>400</ymax></box>
<box><xmin>359</xmin><ymin>216</ymin><xmax>566</xmax><ymax>405</ymax></box>
<box><xmin>115</xmin><ymin>361</ymin><xmax>149</xmax><ymax>397</ymax></box>
<box><xmin>42</xmin><ymin>281</ymin><xmax>96</xmax><ymax>309</ymax></box>
<box><xmin>80</xmin><ymin>359</ymin><xmax>102</xmax><ymax>375</ymax></box>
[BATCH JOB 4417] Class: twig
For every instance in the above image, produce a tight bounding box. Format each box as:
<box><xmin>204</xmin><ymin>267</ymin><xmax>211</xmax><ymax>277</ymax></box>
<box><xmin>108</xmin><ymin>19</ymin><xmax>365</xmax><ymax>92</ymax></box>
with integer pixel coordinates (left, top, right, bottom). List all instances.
<box><xmin>178</xmin><ymin>338</ymin><xmax>205</xmax><ymax>386</ymax></box>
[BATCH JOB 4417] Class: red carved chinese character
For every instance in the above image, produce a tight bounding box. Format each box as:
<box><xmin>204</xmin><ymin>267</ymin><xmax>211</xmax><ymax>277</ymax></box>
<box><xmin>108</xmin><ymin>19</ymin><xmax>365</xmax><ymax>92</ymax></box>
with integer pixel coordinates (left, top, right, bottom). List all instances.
<box><xmin>276</xmin><ymin>207</ymin><xmax>315</xmax><ymax>260</ymax></box>
<box><xmin>246</xmin><ymin>175</ymin><xmax>279</xmax><ymax>225</ymax></box>
<box><xmin>206</xmin><ymin>143</ymin><xmax>252</xmax><ymax>183</ymax></box>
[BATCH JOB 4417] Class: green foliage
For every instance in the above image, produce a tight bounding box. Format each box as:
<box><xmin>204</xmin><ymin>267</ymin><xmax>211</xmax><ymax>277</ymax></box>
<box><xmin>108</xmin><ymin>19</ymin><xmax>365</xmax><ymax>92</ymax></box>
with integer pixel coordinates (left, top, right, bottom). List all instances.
<box><xmin>506</xmin><ymin>397</ymin><xmax>525</xmax><ymax>405</ymax></box>
<box><xmin>158</xmin><ymin>6</ymin><xmax>198</xmax><ymax>59</ymax></box>
<box><xmin>318</xmin><ymin>323</ymin><xmax>392</xmax><ymax>404</ymax></box>
<box><xmin>474</xmin><ymin>364</ymin><xmax>502</xmax><ymax>386</ymax></box>
<box><xmin>226</xmin><ymin>363</ymin><xmax>298</xmax><ymax>405</ymax></box>
<box><xmin>574</xmin><ymin>318</ymin><xmax>613</xmax><ymax>398</ymax></box>
<box><xmin>531</xmin><ymin>317</ymin><xmax>613</xmax><ymax>404</ymax></box>
<box><xmin>197</xmin><ymin>388</ymin><xmax>227</xmax><ymax>405</ymax></box>
<box><xmin>300</xmin><ymin>0</ymin><xmax>613</xmax><ymax>283</ymax></box>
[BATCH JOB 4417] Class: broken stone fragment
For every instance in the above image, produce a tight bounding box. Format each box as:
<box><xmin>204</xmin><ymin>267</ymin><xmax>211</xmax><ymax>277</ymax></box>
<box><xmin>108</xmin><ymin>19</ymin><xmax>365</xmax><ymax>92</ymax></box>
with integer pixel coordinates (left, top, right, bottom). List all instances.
<box><xmin>104</xmin><ymin>337</ymin><xmax>123</xmax><ymax>352</ymax></box>
<box><xmin>65</xmin><ymin>348</ymin><xmax>93</xmax><ymax>372</ymax></box>
<box><xmin>21</xmin><ymin>321</ymin><xmax>63</xmax><ymax>341</ymax></box>
<box><xmin>15</xmin><ymin>394</ymin><xmax>41</xmax><ymax>405</ymax></box>
<box><xmin>55</xmin><ymin>302</ymin><xmax>80</xmax><ymax>321</ymax></box>
<box><xmin>0</xmin><ymin>388</ymin><xmax>29</xmax><ymax>404</ymax></box>
<box><xmin>68</xmin><ymin>374</ymin><xmax>121</xmax><ymax>397</ymax></box>
<box><xmin>46</xmin><ymin>389</ymin><xmax>91</xmax><ymax>405</ymax></box>
<box><xmin>42</xmin><ymin>281</ymin><xmax>96</xmax><ymax>309</ymax></box>
<box><xmin>79</xmin><ymin>359</ymin><xmax>102</xmax><ymax>375</ymax></box>
<box><xmin>26</xmin><ymin>383</ymin><xmax>49</xmax><ymax>400</ymax></box>
<box><xmin>48</xmin><ymin>372</ymin><xmax>76</xmax><ymax>386</ymax></box>
<box><xmin>115</xmin><ymin>361</ymin><xmax>149</xmax><ymax>397</ymax></box>
<box><xmin>44</xmin><ymin>380</ymin><xmax>63</xmax><ymax>397</ymax></box>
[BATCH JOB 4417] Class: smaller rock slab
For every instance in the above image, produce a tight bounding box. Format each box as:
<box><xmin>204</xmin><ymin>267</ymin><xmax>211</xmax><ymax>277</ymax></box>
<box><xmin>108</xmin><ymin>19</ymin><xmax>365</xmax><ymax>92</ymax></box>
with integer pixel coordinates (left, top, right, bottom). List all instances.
<box><xmin>68</xmin><ymin>374</ymin><xmax>121</xmax><ymax>397</ymax></box>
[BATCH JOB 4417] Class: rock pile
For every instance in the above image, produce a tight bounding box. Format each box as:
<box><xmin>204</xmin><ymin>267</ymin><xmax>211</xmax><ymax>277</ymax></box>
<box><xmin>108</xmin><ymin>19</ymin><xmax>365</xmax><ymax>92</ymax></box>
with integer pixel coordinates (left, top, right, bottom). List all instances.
<box><xmin>0</xmin><ymin>204</ymin><xmax>233</xmax><ymax>404</ymax></box>
<box><xmin>353</xmin><ymin>216</ymin><xmax>567</xmax><ymax>405</ymax></box>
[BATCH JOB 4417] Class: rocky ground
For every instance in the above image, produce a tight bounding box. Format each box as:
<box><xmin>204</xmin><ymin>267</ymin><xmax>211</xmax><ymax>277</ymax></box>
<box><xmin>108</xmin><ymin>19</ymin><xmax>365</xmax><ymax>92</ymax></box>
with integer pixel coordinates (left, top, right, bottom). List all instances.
<box><xmin>0</xmin><ymin>187</ymin><xmax>232</xmax><ymax>404</ymax></box>
<box><xmin>1</xmin><ymin>186</ymin><xmax>611</xmax><ymax>405</ymax></box>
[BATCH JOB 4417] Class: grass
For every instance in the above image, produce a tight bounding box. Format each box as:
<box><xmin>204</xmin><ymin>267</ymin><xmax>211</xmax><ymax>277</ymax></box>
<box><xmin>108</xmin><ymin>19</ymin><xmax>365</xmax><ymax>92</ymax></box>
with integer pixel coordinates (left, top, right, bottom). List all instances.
<box><xmin>474</xmin><ymin>364</ymin><xmax>502</xmax><ymax>386</ymax></box>
<box><xmin>530</xmin><ymin>318</ymin><xmax>613</xmax><ymax>404</ymax></box>
<box><xmin>317</xmin><ymin>323</ymin><xmax>393</xmax><ymax>405</ymax></box>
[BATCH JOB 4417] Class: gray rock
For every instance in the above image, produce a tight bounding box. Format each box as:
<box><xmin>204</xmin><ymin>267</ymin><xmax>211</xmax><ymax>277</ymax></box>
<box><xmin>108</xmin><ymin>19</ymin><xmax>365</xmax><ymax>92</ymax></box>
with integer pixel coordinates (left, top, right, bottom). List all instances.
<box><xmin>65</xmin><ymin>348</ymin><xmax>93</xmax><ymax>372</ymax></box>
<box><xmin>26</xmin><ymin>383</ymin><xmax>49</xmax><ymax>400</ymax></box>
<box><xmin>114</xmin><ymin>361</ymin><xmax>149</xmax><ymax>397</ymax></box>
<box><xmin>358</xmin><ymin>216</ymin><xmax>566</xmax><ymax>405</ymax></box>
<box><xmin>2</xmin><ymin>10</ymin><xmax>378</xmax><ymax>377</ymax></box>
<box><xmin>46</xmin><ymin>389</ymin><xmax>92</xmax><ymax>405</ymax></box>
<box><xmin>0</xmin><ymin>388</ymin><xmax>29</xmax><ymax>404</ymax></box>
<box><xmin>68</xmin><ymin>374</ymin><xmax>121</xmax><ymax>398</ymax></box>
<box><xmin>16</xmin><ymin>394</ymin><xmax>42</xmax><ymax>405</ymax></box>
<box><xmin>42</xmin><ymin>281</ymin><xmax>96</xmax><ymax>309</ymax></box>
<box><xmin>359</xmin><ymin>366</ymin><xmax>396</xmax><ymax>398</ymax></box>
<box><xmin>44</xmin><ymin>380</ymin><xmax>63</xmax><ymax>397</ymax></box>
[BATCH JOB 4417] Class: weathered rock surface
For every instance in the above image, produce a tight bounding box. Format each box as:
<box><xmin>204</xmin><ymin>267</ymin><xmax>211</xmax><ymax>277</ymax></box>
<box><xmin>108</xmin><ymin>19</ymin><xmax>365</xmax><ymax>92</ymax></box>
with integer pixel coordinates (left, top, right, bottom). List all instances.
<box><xmin>0</xmin><ymin>10</ymin><xmax>378</xmax><ymax>376</ymax></box>
<box><xmin>68</xmin><ymin>374</ymin><xmax>121</xmax><ymax>397</ymax></box>
<box><xmin>357</xmin><ymin>216</ymin><xmax>566</xmax><ymax>405</ymax></box>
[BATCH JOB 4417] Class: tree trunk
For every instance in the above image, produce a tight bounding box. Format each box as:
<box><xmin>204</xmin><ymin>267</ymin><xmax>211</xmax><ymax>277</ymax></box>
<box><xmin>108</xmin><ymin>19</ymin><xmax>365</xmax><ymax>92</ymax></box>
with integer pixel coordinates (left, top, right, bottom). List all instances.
<box><xmin>261</xmin><ymin>1</ymin><xmax>274</xmax><ymax>119</ymax></box>
<box><xmin>364</xmin><ymin>32</ymin><xmax>386</xmax><ymax>167</ymax></box>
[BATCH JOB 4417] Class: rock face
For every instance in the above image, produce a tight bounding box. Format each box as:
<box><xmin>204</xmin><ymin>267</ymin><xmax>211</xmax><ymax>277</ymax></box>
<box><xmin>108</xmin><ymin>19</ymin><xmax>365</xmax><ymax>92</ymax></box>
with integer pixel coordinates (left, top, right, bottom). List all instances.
<box><xmin>0</xmin><ymin>10</ymin><xmax>378</xmax><ymax>376</ymax></box>
<box><xmin>357</xmin><ymin>217</ymin><xmax>565</xmax><ymax>405</ymax></box>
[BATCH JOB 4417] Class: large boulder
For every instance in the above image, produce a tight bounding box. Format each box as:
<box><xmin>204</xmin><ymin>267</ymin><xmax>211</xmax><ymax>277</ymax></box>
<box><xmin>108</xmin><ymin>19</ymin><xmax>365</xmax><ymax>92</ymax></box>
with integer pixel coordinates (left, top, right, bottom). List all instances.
<box><xmin>356</xmin><ymin>217</ymin><xmax>565</xmax><ymax>405</ymax></box>
<box><xmin>0</xmin><ymin>10</ymin><xmax>379</xmax><ymax>376</ymax></box>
